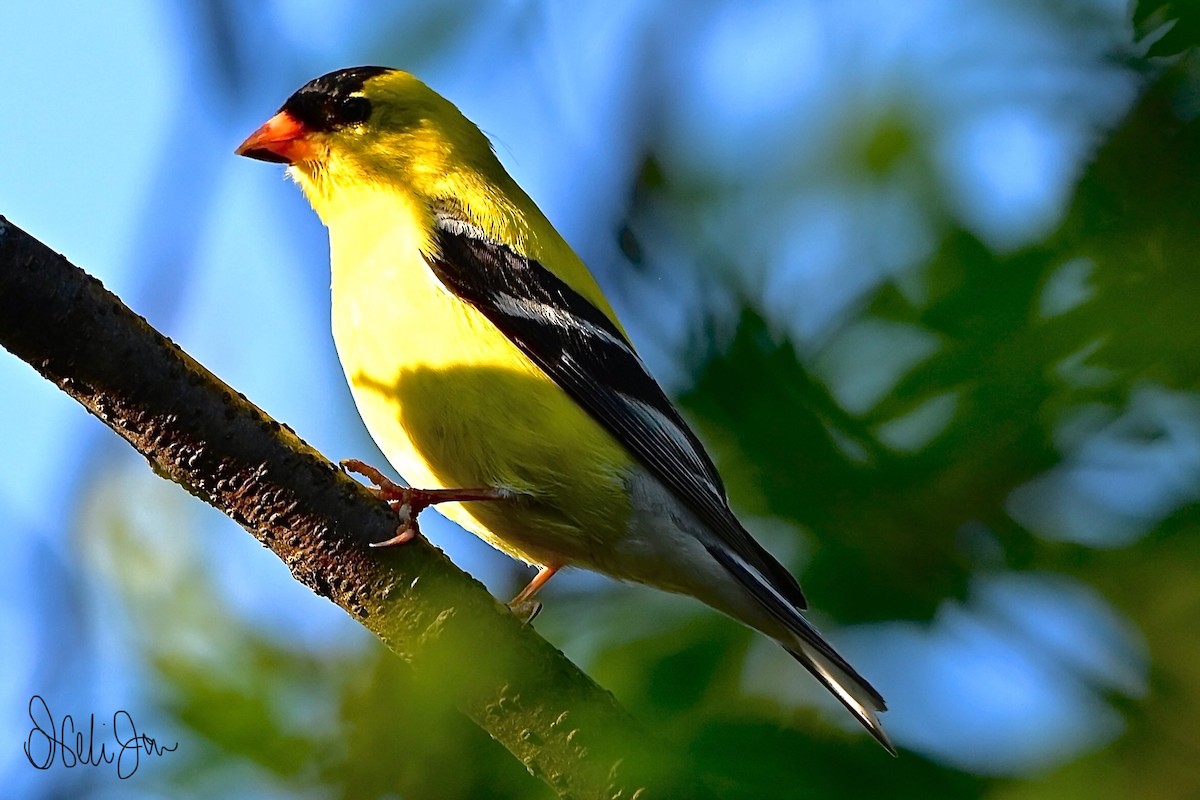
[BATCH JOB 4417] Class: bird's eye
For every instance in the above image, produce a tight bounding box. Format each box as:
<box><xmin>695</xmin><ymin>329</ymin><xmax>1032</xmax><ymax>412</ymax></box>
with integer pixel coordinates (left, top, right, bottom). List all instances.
<box><xmin>335</xmin><ymin>95</ymin><xmax>372</xmax><ymax>126</ymax></box>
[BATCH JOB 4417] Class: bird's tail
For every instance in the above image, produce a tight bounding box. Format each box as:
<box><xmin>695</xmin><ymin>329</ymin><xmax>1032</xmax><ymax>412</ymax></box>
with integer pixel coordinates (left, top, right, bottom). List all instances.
<box><xmin>783</xmin><ymin>621</ymin><xmax>895</xmax><ymax>755</ymax></box>
<box><xmin>706</xmin><ymin>544</ymin><xmax>895</xmax><ymax>754</ymax></box>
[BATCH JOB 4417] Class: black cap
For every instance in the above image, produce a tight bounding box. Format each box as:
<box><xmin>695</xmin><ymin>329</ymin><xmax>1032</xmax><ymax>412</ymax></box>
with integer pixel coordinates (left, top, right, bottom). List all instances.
<box><xmin>281</xmin><ymin>66</ymin><xmax>393</xmax><ymax>132</ymax></box>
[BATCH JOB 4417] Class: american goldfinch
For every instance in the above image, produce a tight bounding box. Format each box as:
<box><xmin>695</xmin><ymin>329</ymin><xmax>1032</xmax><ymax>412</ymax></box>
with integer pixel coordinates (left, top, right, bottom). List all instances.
<box><xmin>237</xmin><ymin>66</ymin><xmax>892</xmax><ymax>753</ymax></box>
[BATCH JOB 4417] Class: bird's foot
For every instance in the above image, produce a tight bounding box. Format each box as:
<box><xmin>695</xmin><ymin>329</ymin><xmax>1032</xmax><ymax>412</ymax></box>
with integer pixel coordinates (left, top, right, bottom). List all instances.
<box><xmin>341</xmin><ymin>458</ymin><xmax>509</xmax><ymax>548</ymax></box>
<box><xmin>506</xmin><ymin>564</ymin><xmax>560</xmax><ymax>624</ymax></box>
<box><xmin>508</xmin><ymin>599</ymin><xmax>543</xmax><ymax>624</ymax></box>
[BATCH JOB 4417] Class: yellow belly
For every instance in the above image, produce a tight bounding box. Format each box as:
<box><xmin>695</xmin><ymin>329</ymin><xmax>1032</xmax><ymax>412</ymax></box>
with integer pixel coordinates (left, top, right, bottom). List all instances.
<box><xmin>326</xmin><ymin>190</ymin><xmax>631</xmax><ymax>566</ymax></box>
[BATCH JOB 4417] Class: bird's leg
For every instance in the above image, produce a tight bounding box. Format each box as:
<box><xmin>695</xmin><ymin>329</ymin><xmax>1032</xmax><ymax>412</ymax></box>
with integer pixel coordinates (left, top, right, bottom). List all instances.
<box><xmin>341</xmin><ymin>458</ymin><xmax>509</xmax><ymax>548</ymax></box>
<box><xmin>508</xmin><ymin>564</ymin><xmax>560</xmax><ymax>624</ymax></box>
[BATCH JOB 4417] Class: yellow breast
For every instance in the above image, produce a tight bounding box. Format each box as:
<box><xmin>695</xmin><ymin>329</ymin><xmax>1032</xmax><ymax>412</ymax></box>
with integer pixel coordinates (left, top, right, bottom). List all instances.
<box><xmin>322</xmin><ymin>185</ymin><xmax>632</xmax><ymax>565</ymax></box>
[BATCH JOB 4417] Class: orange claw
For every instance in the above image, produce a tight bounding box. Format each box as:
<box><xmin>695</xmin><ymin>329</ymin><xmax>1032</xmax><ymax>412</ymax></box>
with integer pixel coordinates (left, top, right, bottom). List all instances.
<box><xmin>370</xmin><ymin>526</ymin><xmax>418</xmax><ymax>548</ymax></box>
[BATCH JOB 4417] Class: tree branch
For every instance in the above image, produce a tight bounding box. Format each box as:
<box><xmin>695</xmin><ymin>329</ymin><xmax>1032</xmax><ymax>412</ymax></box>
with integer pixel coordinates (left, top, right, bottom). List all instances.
<box><xmin>0</xmin><ymin>215</ymin><xmax>708</xmax><ymax>799</ymax></box>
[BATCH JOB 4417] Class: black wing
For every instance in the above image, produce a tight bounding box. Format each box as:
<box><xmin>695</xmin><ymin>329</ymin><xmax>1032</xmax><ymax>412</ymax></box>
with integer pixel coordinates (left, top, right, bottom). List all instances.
<box><xmin>426</xmin><ymin>213</ymin><xmax>807</xmax><ymax>610</ymax></box>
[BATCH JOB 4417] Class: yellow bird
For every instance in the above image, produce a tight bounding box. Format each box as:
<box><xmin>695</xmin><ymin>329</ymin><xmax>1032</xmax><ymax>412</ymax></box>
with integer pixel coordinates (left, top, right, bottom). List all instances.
<box><xmin>237</xmin><ymin>66</ymin><xmax>892</xmax><ymax>753</ymax></box>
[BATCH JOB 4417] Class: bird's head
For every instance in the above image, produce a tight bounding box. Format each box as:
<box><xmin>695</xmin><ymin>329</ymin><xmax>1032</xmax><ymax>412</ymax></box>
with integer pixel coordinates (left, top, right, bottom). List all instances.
<box><xmin>237</xmin><ymin>66</ymin><xmax>501</xmax><ymax>212</ymax></box>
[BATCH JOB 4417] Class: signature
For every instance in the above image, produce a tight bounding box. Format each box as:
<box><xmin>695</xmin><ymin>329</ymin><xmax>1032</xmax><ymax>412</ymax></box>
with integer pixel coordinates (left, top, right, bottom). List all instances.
<box><xmin>24</xmin><ymin>694</ymin><xmax>178</xmax><ymax>779</ymax></box>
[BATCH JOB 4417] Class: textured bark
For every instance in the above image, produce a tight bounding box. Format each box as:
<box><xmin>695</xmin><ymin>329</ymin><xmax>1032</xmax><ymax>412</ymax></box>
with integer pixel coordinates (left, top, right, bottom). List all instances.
<box><xmin>0</xmin><ymin>215</ymin><xmax>709</xmax><ymax>799</ymax></box>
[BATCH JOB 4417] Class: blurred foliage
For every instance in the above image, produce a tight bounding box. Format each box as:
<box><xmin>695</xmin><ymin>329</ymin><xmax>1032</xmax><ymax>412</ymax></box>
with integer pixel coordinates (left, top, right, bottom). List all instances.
<box><xmin>1136</xmin><ymin>0</ymin><xmax>1200</xmax><ymax>57</ymax></box>
<box><xmin>68</xmin><ymin>3</ymin><xmax>1200</xmax><ymax>799</ymax></box>
<box><xmin>672</xmin><ymin>35</ymin><xmax>1200</xmax><ymax>800</ymax></box>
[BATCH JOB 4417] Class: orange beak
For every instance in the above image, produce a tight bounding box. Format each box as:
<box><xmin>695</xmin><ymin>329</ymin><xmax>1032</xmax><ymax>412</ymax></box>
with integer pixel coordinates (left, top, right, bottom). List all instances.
<box><xmin>235</xmin><ymin>111</ymin><xmax>315</xmax><ymax>164</ymax></box>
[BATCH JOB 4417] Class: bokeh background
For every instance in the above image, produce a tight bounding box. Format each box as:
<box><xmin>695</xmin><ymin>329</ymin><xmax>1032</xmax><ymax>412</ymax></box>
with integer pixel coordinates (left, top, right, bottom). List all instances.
<box><xmin>3</xmin><ymin>1</ymin><xmax>1199</xmax><ymax>797</ymax></box>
